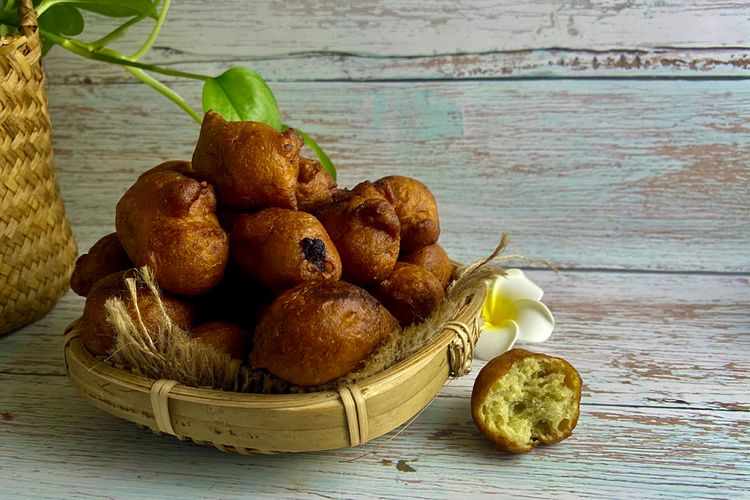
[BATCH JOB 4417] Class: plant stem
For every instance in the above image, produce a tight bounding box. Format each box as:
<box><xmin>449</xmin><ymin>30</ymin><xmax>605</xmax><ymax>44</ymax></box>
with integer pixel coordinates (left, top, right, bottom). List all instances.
<box><xmin>125</xmin><ymin>66</ymin><xmax>202</xmax><ymax>123</ymax></box>
<box><xmin>131</xmin><ymin>0</ymin><xmax>170</xmax><ymax>61</ymax></box>
<box><xmin>40</xmin><ymin>29</ymin><xmax>209</xmax><ymax>81</ymax></box>
<box><xmin>90</xmin><ymin>14</ymin><xmax>150</xmax><ymax>50</ymax></box>
<box><xmin>34</xmin><ymin>0</ymin><xmax>53</xmax><ymax>17</ymax></box>
<box><xmin>33</xmin><ymin>24</ymin><xmax>205</xmax><ymax>125</ymax></box>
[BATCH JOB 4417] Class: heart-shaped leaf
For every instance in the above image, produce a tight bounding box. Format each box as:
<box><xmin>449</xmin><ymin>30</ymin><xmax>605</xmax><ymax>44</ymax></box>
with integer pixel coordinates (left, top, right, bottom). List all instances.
<box><xmin>38</xmin><ymin>4</ymin><xmax>83</xmax><ymax>37</ymax></box>
<box><xmin>39</xmin><ymin>0</ymin><xmax>157</xmax><ymax>18</ymax></box>
<box><xmin>72</xmin><ymin>0</ymin><xmax>157</xmax><ymax>18</ymax></box>
<box><xmin>202</xmin><ymin>67</ymin><xmax>281</xmax><ymax>130</ymax></box>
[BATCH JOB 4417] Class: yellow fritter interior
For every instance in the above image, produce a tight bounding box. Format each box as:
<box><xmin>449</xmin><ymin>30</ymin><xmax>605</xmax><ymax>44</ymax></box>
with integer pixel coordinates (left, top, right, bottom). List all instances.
<box><xmin>480</xmin><ymin>357</ymin><xmax>578</xmax><ymax>447</ymax></box>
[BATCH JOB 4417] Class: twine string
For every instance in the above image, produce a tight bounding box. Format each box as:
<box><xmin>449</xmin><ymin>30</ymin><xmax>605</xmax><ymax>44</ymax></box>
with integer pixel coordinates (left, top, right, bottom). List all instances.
<box><xmin>444</xmin><ymin>320</ymin><xmax>477</xmax><ymax>377</ymax></box>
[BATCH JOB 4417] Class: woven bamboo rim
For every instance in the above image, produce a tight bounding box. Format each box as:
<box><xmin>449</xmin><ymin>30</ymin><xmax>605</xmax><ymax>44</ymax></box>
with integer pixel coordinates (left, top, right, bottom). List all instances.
<box><xmin>63</xmin><ymin>285</ymin><xmax>485</xmax><ymax>454</ymax></box>
<box><xmin>0</xmin><ymin>0</ymin><xmax>77</xmax><ymax>335</ymax></box>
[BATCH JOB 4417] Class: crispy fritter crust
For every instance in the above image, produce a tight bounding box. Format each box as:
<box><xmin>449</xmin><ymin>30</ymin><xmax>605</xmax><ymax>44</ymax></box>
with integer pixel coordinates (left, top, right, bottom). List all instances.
<box><xmin>70</xmin><ymin>233</ymin><xmax>132</xmax><ymax>297</ymax></box>
<box><xmin>371</xmin><ymin>262</ymin><xmax>444</xmax><ymax>326</ymax></box>
<box><xmin>315</xmin><ymin>183</ymin><xmax>401</xmax><ymax>286</ymax></box>
<box><xmin>230</xmin><ymin>207</ymin><xmax>342</xmax><ymax>293</ymax></box>
<box><xmin>296</xmin><ymin>157</ymin><xmax>336</xmax><ymax>212</ymax></box>
<box><xmin>138</xmin><ymin>160</ymin><xmax>194</xmax><ymax>180</ymax></box>
<box><xmin>192</xmin><ymin>111</ymin><xmax>303</xmax><ymax>210</ymax></box>
<box><xmin>373</xmin><ymin>175</ymin><xmax>440</xmax><ymax>254</ymax></box>
<box><xmin>400</xmin><ymin>243</ymin><xmax>455</xmax><ymax>289</ymax></box>
<box><xmin>250</xmin><ymin>281</ymin><xmax>399</xmax><ymax>386</ymax></box>
<box><xmin>115</xmin><ymin>170</ymin><xmax>229</xmax><ymax>296</ymax></box>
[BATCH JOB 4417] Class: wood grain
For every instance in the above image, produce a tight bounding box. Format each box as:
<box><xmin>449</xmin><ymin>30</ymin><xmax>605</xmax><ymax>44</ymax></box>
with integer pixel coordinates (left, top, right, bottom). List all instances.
<box><xmin>40</xmin><ymin>0</ymin><xmax>750</xmax><ymax>83</ymax></box>
<box><xmin>65</xmin><ymin>0</ymin><xmax>750</xmax><ymax>58</ymax></box>
<box><xmin>0</xmin><ymin>373</ymin><xmax>747</xmax><ymax>498</ymax></box>
<box><xmin>2</xmin><ymin>1</ymin><xmax>749</xmax><ymax>495</ymax></box>
<box><xmin>47</xmin><ymin>79</ymin><xmax>750</xmax><ymax>272</ymax></box>
<box><xmin>43</xmin><ymin>48</ymin><xmax>750</xmax><ymax>84</ymax></box>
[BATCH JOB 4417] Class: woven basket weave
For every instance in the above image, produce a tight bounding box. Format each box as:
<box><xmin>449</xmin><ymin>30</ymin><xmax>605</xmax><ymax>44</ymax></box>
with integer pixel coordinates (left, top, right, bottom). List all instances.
<box><xmin>63</xmin><ymin>285</ymin><xmax>485</xmax><ymax>454</ymax></box>
<box><xmin>0</xmin><ymin>0</ymin><xmax>77</xmax><ymax>335</ymax></box>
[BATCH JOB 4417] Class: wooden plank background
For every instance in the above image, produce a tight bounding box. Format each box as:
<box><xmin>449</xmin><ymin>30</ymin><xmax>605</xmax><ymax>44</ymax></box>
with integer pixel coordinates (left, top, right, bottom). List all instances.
<box><xmin>45</xmin><ymin>80</ymin><xmax>750</xmax><ymax>272</ymax></box>
<box><xmin>2</xmin><ymin>0</ymin><xmax>749</xmax><ymax>497</ymax></box>
<box><xmin>45</xmin><ymin>1</ymin><xmax>750</xmax><ymax>82</ymax></box>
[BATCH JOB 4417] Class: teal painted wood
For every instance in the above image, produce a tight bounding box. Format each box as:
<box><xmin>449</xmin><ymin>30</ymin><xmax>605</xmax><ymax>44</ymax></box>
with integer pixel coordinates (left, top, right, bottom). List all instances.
<box><xmin>2</xmin><ymin>2</ymin><xmax>749</xmax><ymax>496</ymax></box>
<box><xmin>0</xmin><ymin>372</ymin><xmax>747</xmax><ymax>498</ymax></box>
<box><xmin>47</xmin><ymin>79</ymin><xmax>750</xmax><ymax>272</ymax></box>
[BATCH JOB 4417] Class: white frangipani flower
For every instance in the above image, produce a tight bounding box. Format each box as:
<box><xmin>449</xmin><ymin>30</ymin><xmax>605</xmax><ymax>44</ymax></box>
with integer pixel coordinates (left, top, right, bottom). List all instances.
<box><xmin>474</xmin><ymin>269</ymin><xmax>555</xmax><ymax>361</ymax></box>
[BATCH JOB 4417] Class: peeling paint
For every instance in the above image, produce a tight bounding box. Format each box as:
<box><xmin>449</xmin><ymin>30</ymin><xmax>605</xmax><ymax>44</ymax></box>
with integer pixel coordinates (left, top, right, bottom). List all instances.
<box><xmin>396</xmin><ymin>460</ymin><xmax>417</xmax><ymax>472</ymax></box>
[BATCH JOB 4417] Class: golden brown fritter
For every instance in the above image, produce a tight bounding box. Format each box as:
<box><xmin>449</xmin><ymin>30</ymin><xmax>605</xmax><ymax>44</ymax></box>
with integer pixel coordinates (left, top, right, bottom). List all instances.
<box><xmin>138</xmin><ymin>160</ymin><xmax>193</xmax><ymax>180</ymax></box>
<box><xmin>296</xmin><ymin>157</ymin><xmax>337</xmax><ymax>212</ymax></box>
<box><xmin>371</xmin><ymin>262</ymin><xmax>444</xmax><ymax>326</ymax></box>
<box><xmin>70</xmin><ymin>233</ymin><xmax>132</xmax><ymax>297</ymax></box>
<box><xmin>80</xmin><ymin>271</ymin><xmax>195</xmax><ymax>356</ymax></box>
<box><xmin>315</xmin><ymin>184</ymin><xmax>401</xmax><ymax>286</ymax></box>
<box><xmin>230</xmin><ymin>207</ymin><xmax>341</xmax><ymax>292</ymax></box>
<box><xmin>250</xmin><ymin>281</ymin><xmax>400</xmax><ymax>386</ymax></box>
<box><xmin>401</xmin><ymin>243</ymin><xmax>455</xmax><ymax>289</ymax></box>
<box><xmin>192</xmin><ymin>111</ymin><xmax>303</xmax><ymax>210</ymax></box>
<box><xmin>115</xmin><ymin>170</ymin><xmax>229</xmax><ymax>296</ymax></box>
<box><xmin>190</xmin><ymin>321</ymin><xmax>252</xmax><ymax>360</ymax></box>
<box><xmin>349</xmin><ymin>179</ymin><xmax>395</xmax><ymax>202</ymax></box>
<box><xmin>471</xmin><ymin>349</ymin><xmax>582</xmax><ymax>453</ymax></box>
<box><xmin>373</xmin><ymin>175</ymin><xmax>440</xmax><ymax>254</ymax></box>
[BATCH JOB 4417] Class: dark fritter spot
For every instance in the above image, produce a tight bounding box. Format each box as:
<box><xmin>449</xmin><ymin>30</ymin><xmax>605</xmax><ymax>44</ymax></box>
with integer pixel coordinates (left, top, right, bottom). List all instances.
<box><xmin>301</xmin><ymin>237</ymin><xmax>328</xmax><ymax>272</ymax></box>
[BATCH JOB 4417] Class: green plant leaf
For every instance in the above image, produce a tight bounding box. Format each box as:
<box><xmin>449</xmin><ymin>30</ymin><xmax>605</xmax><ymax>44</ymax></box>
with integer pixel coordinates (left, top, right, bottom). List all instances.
<box><xmin>70</xmin><ymin>0</ymin><xmax>157</xmax><ymax>18</ymax></box>
<box><xmin>38</xmin><ymin>4</ymin><xmax>83</xmax><ymax>37</ymax></box>
<box><xmin>36</xmin><ymin>0</ymin><xmax>157</xmax><ymax>18</ymax></box>
<box><xmin>202</xmin><ymin>67</ymin><xmax>281</xmax><ymax>130</ymax></box>
<box><xmin>283</xmin><ymin>125</ymin><xmax>336</xmax><ymax>180</ymax></box>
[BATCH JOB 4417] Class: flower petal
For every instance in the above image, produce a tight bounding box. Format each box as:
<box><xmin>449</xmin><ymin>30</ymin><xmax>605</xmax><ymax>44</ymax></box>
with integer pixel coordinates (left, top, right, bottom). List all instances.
<box><xmin>475</xmin><ymin>321</ymin><xmax>519</xmax><ymax>361</ymax></box>
<box><xmin>512</xmin><ymin>298</ymin><xmax>555</xmax><ymax>343</ymax></box>
<box><xmin>483</xmin><ymin>270</ymin><xmax>546</xmax><ymax>329</ymax></box>
<box><xmin>496</xmin><ymin>269</ymin><xmax>544</xmax><ymax>301</ymax></box>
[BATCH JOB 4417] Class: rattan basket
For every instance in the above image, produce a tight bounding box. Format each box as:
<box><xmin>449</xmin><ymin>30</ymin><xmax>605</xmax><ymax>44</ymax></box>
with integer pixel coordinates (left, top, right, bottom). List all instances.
<box><xmin>63</xmin><ymin>284</ymin><xmax>485</xmax><ymax>454</ymax></box>
<box><xmin>0</xmin><ymin>0</ymin><xmax>77</xmax><ymax>335</ymax></box>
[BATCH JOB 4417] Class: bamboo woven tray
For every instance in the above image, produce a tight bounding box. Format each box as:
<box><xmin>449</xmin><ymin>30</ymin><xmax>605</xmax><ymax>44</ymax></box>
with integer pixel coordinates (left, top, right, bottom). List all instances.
<box><xmin>63</xmin><ymin>287</ymin><xmax>484</xmax><ymax>454</ymax></box>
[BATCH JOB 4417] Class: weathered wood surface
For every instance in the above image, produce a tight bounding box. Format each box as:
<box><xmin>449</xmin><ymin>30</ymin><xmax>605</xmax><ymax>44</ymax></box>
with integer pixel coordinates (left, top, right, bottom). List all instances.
<box><xmin>1</xmin><ymin>372</ymin><xmax>748</xmax><ymax>498</ymax></box>
<box><xmin>47</xmin><ymin>80</ymin><xmax>750</xmax><ymax>272</ymax></box>
<box><xmin>42</xmin><ymin>0</ymin><xmax>750</xmax><ymax>82</ymax></box>
<box><xmin>3</xmin><ymin>272</ymin><xmax>748</xmax><ymax>412</ymax></box>
<box><xmin>45</xmin><ymin>47</ymin><xmax>750</xmax><ymax>83</ymax></box>
<box><xmin>141</xmin><ymin>0</ymin><xmax>750</xmax><ymax>54</ymax></box>
<box><xmin>1</xmin><ymin>0</ymin><xmax>749</xmax><ymax>497</ymax></box>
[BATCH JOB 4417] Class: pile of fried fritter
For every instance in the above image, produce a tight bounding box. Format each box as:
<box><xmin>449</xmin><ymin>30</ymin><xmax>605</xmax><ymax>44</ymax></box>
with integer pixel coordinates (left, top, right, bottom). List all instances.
<box><xmin>72</xmin><ymin>112</ymin><xmax>455</xmax><ymax>387</ymax></box>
